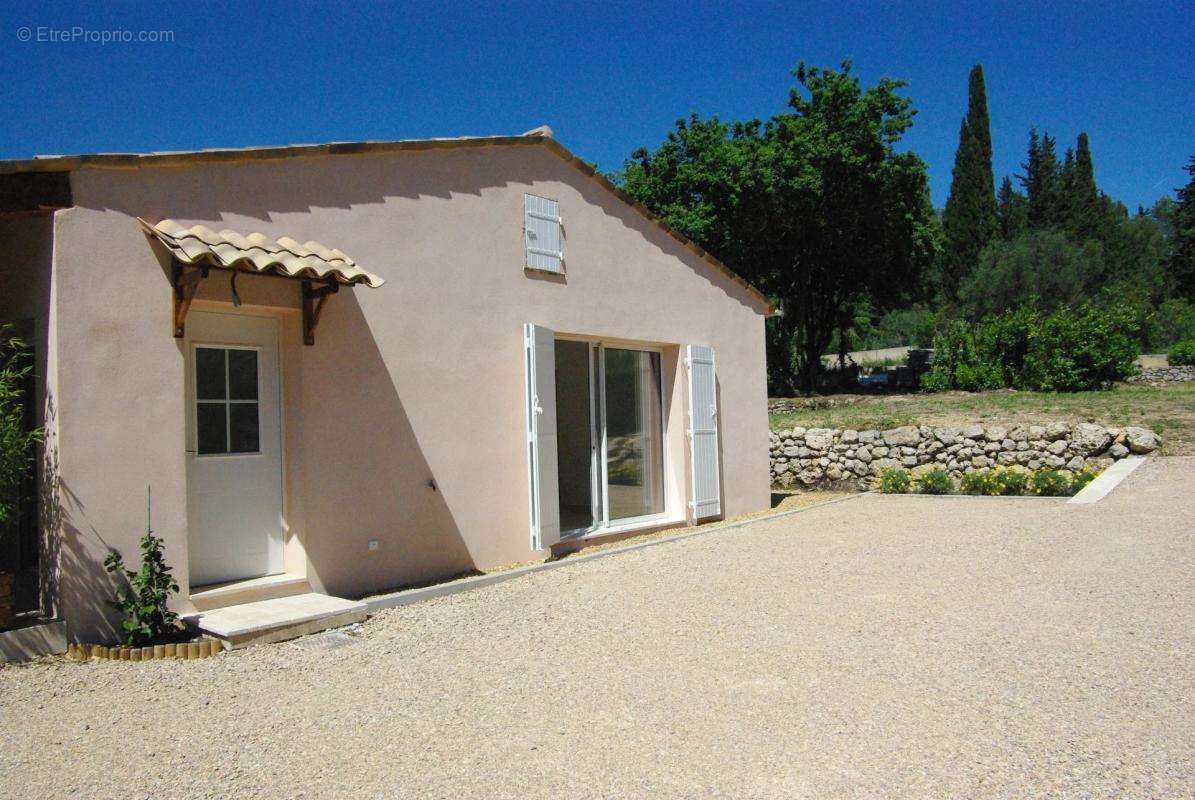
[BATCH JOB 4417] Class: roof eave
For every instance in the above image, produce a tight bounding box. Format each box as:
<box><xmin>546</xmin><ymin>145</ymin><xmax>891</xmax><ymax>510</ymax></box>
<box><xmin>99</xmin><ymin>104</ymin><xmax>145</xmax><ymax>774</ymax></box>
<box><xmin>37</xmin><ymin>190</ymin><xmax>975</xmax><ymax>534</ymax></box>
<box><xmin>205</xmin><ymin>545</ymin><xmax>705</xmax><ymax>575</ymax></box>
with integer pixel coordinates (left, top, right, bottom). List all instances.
<box><xmin>0</xmin><ymin>131</ymin><xmax>775</xmax><ymax>315</ymax></box>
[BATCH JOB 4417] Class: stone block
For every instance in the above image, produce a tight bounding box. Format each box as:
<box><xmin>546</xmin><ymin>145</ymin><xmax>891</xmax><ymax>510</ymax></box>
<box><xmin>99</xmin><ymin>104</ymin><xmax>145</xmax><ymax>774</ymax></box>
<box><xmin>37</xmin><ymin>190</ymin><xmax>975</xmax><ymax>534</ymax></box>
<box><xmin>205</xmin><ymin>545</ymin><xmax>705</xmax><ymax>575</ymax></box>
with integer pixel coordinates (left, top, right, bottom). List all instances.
<box><xmin>1124</xmin><ymin>426</ymin><xmax>1160</xmax><ymax>454</ymax></box>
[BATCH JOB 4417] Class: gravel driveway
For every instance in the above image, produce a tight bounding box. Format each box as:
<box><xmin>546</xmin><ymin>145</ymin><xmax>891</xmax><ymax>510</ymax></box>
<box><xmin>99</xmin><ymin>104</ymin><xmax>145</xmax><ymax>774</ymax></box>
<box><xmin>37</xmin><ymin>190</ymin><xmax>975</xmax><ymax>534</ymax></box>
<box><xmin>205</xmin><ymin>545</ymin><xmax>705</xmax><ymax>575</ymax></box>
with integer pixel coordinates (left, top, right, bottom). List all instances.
<box><xmin>2</xmin><ymin>458</ymin><xmax>1192</xmax><ymax>799</ymax></box>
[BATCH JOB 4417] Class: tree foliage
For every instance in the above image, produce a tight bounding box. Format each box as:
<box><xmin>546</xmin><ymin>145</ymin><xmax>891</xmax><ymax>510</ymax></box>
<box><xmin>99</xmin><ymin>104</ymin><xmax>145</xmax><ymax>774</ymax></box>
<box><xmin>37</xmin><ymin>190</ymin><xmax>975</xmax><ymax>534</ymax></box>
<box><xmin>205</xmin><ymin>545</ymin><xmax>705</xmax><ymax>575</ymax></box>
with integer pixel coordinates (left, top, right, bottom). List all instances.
<box><xmin>0</xmin><ymin>325</ymin><xmax>40</xmax><ymax>528</ymax></box>
<box><xmin>996</xmin><ymin>176</ymin><xmax>1028</xmax><ymax>239</ymax></box>
<box><xmin>940</xmin><ymin>64</ymin><xmax>997</xmax><ymax>299</ymax></box>
<box><xmin>1021</xmin><ymin>128</ymin><xmax>1063</xmax><ymax>229</ymax></box>
<box><xmin>922</xmin><ymin>304</ymin><xmax>1139</xmax><ymax>392</ymax></box>
<box><xmin>960</xmin><ymin>229</ymin><xmax>1105</xmax><ymax>316</ymax></box>
<box><xmin>620</xmin><ymin>61</ymin><xmax>938</xmax><ymax>393</ymax></box>
<box><xmin>1171</xmin><ymin>156</ymin><xmax>1195</xmax><ymax>300</ymax></box>
<box><xmin>940</xmin><ymin>121</ymin><xmax>1187</xmax><ymax>355</ymax></box>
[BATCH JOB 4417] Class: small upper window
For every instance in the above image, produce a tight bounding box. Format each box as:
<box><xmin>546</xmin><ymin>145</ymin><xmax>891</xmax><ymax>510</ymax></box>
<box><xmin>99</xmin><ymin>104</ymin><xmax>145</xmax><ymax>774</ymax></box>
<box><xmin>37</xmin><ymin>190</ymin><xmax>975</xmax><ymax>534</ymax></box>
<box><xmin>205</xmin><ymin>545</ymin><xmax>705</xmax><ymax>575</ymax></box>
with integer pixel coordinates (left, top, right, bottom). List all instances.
<box><xmin>195</xmin><ymin>346</ymin><xmax>260</xmax><ymax>455</ymax></box>
<box><xmin>524</xmin><ymin>193</ymin><xmax>563</xmax><ymax>273</ymax></box>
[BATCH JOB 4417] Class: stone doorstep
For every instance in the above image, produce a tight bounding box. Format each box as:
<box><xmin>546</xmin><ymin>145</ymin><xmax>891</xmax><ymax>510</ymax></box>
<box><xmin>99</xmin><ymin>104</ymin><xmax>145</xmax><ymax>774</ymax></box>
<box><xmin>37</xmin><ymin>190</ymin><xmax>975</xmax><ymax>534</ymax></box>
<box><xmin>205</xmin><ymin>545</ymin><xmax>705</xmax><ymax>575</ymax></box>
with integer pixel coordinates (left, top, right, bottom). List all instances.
<box><xmin>189</xmin><ymin>572</ymin><xmax>312</xmax><ymax>612</ymax></box>
<box><xmin>195</xmin><ymin>593</ymin><xmax>368</xmax><ymax>650</ymax></box>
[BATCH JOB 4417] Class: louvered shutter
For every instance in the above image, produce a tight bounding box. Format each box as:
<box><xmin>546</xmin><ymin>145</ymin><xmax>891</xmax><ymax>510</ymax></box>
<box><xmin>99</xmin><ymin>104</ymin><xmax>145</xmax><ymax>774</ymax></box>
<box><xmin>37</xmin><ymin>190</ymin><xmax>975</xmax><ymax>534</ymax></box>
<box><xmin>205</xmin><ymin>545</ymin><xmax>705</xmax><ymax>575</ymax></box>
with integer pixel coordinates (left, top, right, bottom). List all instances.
<box><xmin>524</xmin><ymin>324</ymin><xmax>561</xmax><ymax>549</ymax></box>
<box><xmin>524</xmin><ymin>194</ymin><xmax>563</xmax><ymax>273</ymax></box>
<box><xmin>686</xmin><ymin>345</ymin><xmax>722</xmax><ymax>519</ymax></box>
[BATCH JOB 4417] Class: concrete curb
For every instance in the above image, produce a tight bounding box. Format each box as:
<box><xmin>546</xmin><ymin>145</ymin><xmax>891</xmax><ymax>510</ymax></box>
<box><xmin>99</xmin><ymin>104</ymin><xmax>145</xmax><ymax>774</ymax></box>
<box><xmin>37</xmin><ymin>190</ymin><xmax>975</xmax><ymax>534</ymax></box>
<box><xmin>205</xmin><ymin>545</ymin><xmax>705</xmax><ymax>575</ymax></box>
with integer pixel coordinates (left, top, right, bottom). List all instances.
<box><xmin>872</xmin><ymin>493</ymin><xmax>1065</xmax><ymax>501</ymax></box>
<box><xmin>363</xmin><ymin>493</ymin><xmax>865</xmax><ymax>614</ymax></box>
<box><xmin>1068</xmin><ymin>455</ymin><xmax>1147</xmax><ymax>504</ymax></box>
<box><xmin>0</xmin><ymin>618</ymin><xmax>67</xmax><ymax>663</ymax></box>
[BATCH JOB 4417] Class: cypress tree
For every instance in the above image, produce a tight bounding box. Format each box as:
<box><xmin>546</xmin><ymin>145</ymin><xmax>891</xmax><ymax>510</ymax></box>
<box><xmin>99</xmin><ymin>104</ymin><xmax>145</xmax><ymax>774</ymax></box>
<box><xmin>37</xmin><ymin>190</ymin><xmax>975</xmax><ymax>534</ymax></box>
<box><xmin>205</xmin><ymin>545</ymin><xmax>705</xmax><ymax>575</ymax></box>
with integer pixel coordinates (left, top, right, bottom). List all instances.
<box><xmin>996</xmin><ymin>176</ymin><xmax>1028</xmax><ymax>239</ymax></box>
<box><xmin>941</xmin><ymin>64</ymin><xmax>997</xmax><ymax>300</ymax></box>
<box><xmin>1068</xmin><ymin>132</ymin><xmax>1101</xmax><ymax>239</ymax></box>
<box><xmin>1021</xmin><ymin>129</ymin><xmax>1062</xmax><ymax>229</ymax></box>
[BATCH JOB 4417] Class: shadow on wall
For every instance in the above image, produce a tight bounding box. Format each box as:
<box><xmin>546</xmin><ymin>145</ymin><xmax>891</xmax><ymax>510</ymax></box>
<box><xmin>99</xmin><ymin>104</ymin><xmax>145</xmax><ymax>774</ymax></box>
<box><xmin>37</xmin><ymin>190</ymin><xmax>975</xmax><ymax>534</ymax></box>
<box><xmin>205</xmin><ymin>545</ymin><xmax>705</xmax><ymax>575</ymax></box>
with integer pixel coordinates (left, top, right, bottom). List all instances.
<box><xmin>40</xmin><ymin>394</ymin><xmax>125</xmax><ymax>643</ymax></box>
<box><xmin>295</xmin><ymin>289</ymin><xmax>478</xmax><ymax>598</ymax></box>
<box><xmin>74</xmin><ymin>146</ymin><xmax>534</xmax><ymax>220</ymax></box>
<box><xmin>74</xmin><ymin>145</ymin><xmax>763</xmax><ymax>316</ymax></box>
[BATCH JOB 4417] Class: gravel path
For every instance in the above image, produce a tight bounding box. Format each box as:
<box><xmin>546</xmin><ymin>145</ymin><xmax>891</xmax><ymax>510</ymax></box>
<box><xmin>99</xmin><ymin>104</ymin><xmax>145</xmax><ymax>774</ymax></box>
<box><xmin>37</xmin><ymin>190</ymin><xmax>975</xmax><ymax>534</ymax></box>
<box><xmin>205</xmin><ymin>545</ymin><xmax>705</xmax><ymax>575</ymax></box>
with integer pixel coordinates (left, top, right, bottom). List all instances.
<box><xmin>2</xmin><ymin>459</ymin><xmax>1192</xmax><ymax>799</ymax></box>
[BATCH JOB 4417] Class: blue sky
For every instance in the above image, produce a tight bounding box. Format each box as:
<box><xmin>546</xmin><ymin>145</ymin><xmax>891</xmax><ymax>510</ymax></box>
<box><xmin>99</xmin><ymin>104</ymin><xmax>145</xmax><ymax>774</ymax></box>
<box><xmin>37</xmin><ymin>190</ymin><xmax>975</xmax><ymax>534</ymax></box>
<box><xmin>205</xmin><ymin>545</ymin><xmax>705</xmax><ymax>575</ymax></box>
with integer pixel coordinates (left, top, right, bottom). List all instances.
<box><xmin>1</xmin><ymin>1</ymin><xmax>1191</xmax><ymax>209</ymax></box>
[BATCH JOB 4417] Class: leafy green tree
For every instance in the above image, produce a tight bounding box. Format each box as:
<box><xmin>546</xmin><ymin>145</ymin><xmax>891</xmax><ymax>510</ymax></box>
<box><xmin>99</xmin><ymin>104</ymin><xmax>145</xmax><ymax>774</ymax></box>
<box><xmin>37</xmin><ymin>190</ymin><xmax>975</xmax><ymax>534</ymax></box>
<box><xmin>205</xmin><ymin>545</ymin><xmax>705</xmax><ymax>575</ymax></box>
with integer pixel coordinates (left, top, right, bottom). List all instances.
<box><xmin>621</xmin><ymin>61</ymin><xmax>938</xmax><ymax>393</ymax></box>
<box><xmin>1103</xmin><ymin>209</ymin><xmax>1170</xmax><ymax>306</ymax></box>
<box><xmin>1146</xmin><ymin>297</ymin><xmax>1195</xmax><ymax>350</ymax></box>
<box><xmin>940</xmin><ymin>65</ymin><xmax>997</xmax><ymax>300</ymax></box>
<box><xmin>960</xmin><ymin>229</ymin><xmax>1104</xmax><ymax>315</ymax></box>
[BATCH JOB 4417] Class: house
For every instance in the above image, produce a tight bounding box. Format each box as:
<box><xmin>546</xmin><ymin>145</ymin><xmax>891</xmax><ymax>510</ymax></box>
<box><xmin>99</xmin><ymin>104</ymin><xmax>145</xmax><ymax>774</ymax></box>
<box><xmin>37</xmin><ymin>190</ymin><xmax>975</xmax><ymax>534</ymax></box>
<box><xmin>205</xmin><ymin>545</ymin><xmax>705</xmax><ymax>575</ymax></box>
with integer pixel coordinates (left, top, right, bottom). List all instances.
<box><xmin>0</xmin><ymin>127</ymin><xmax>773</xmax><ymax>646</ymax></box>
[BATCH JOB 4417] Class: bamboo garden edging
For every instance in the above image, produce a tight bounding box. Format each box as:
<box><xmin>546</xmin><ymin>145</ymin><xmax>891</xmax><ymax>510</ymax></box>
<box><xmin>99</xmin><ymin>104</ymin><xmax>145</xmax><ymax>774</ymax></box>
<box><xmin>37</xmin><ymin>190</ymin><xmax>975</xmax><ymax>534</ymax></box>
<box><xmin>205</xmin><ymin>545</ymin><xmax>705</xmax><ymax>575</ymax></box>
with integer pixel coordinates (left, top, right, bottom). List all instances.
<box><xmin>65</xmin><ymin>639</ymin><xmax>224</xmax><ymax>662</ymax></box>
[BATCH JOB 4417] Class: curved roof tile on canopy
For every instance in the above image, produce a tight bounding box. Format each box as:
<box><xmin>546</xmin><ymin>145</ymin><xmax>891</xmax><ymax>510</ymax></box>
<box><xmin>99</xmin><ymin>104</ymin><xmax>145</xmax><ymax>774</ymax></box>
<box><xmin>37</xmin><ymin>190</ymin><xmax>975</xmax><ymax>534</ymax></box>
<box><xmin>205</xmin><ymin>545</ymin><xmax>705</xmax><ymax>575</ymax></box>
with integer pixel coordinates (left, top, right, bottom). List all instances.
<box><xmin>138</xmin><ymin>218</ymin><xmax>385</xmax><ymax>287</ymax></box>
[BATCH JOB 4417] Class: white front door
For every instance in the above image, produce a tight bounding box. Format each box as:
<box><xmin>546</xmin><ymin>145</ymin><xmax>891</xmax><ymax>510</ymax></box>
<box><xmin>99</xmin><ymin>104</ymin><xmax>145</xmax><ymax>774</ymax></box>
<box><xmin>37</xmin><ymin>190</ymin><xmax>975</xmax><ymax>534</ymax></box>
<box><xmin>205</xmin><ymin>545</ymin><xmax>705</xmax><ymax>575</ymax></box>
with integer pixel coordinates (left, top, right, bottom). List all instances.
<box><xmin>185</xmin><ymin>311</ymin><xmax>285</xmax><ymax>586</ymax></box>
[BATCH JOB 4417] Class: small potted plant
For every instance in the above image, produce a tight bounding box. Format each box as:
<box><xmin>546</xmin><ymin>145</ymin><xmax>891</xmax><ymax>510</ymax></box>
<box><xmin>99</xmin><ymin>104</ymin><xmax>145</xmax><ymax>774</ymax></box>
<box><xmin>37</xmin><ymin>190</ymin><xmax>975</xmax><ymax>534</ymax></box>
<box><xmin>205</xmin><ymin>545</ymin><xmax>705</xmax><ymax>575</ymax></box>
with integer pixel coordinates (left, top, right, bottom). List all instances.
<box><xmin>0</xmin><ymin>325</ymin><xmax>41</xmax><ymax>629</ymax></box>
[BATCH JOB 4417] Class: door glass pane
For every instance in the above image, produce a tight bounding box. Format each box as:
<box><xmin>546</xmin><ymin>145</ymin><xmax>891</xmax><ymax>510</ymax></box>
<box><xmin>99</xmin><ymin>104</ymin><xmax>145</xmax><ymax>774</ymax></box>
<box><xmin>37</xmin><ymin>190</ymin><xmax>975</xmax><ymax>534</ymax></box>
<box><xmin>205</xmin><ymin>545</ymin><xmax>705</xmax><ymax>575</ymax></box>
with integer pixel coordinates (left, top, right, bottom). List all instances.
<box><xmin>227</xmin><ymin>349</ymin><xmax>259</xmax><ymax>400</ymax></box>
<box><xmin>195</xmin><ymin>348</ymin><xmax>226</xmax><ymax>400</ymax></box>
<box><xmin>554</xmin><ymin>340</ymin><xmax>593</xmax><ymax>532</ymax></box>
<box><xmin>196</xmin><ymin>402</ymin><xmax>227</xmax><ymax>455</ymax></box>
<box><xmin>229</xmin><ymin>403</ymin><xmax>260</xmax><ymax>453</ymax></box>
<box><xmin>604</xmin><ymin>348</ymin><xmax>665</xmax><ymax>521</ymax></box>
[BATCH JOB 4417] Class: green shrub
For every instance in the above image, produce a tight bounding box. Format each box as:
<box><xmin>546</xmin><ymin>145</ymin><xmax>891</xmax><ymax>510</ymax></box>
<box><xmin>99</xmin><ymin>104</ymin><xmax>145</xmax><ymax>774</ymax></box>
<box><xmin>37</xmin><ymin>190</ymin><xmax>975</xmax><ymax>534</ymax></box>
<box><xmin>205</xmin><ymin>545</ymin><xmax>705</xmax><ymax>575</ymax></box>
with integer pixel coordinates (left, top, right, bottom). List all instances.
<box><xmin>878</xmin><ymin>467</ymin><xmax>911</xmax><ymax>494</ymax></box>
<box><xmin>919</xmin><ymin>366</ymin><xmax>952</xmax><ymax>392</ymax></box>
<box><xmin>995</xmin><ymin>468</ymin><xmax>1030</xmax><ymax>496</ymax></box>
<box><xmin>1170</xmin><ymin>338</ymin><xmax>1195</xmax><ymax>366</ymax></box>
<box><xmin>104</xmin><ymin>489</ymin><xmax>181</xmax><ymax>646</ymax></box>
<box><xmin>1020</xmin><ymin>304</ymin><xmax>1140</xmax><ymax>391</ymax></box>
<box><xmin>923</xmin><ymin>320</ymin><xmax>984</xmax><ymax>392</ymax></box>
<box><xmin>952</xmin><ymin>361</ymin><xmax>1004</xmax><ymax>392</ymax></box>
<box><xmin>1070</xmin><ymin>469</ymin><xmax>1099</xmax><ymax>494</ymax></box>
<box><xmin>981</xmin><ymin>306</ymin><xmax>1039</xmax><ymax>385</ymax></box>
<box><xmin>1031</xmin><ymin>469</ymin><xmax>1071</xmax><ymax>497</ymax></box>
<box><xmin>959</xmin><ymin>469</ymin><xmax>1001</xmax><ymax>495</ymax></box>
<box><xmin>917</xmin><ymin>468</ymin><xmax>954</xmax><ymax>495</ymax></box>
<box><xmin>922</xmin><ymin>304</ymin><xmax>1141</xmax><ymax>393</ymax></box>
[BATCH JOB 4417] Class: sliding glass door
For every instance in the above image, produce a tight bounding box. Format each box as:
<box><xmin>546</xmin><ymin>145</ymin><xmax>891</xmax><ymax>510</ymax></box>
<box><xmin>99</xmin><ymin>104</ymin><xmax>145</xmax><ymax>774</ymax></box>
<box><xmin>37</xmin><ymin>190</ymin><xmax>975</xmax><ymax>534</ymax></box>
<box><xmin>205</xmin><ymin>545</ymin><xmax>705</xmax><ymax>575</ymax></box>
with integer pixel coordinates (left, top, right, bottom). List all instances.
<box><xmin>602</xmin><ymin>348</ymin><xmax>665</xmax><ymax>522</ymax></box>
<box><xmin>555</xmin><ymin>341</ymin><xmax>666</xmax><ymax>535</ymax></box>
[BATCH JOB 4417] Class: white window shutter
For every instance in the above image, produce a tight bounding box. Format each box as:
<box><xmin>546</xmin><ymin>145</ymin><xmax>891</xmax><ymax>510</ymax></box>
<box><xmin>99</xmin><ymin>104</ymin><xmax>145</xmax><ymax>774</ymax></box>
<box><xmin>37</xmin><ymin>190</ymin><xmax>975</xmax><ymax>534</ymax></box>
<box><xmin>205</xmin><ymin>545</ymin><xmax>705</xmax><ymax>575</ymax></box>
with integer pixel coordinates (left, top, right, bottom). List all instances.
<box><xmin>687</xmin><ymin>345</ymin><xmax>721</xmax><ymax>520</ymax></box>
<box><xmin>525</xmin><ymin>324</ymin><xmax>561</xmax><ymax>549</ymax></box>
<box><xmin>524</xmin><ymin>194</ymin><xmax>563</xmax><ymax>273</ymax></box>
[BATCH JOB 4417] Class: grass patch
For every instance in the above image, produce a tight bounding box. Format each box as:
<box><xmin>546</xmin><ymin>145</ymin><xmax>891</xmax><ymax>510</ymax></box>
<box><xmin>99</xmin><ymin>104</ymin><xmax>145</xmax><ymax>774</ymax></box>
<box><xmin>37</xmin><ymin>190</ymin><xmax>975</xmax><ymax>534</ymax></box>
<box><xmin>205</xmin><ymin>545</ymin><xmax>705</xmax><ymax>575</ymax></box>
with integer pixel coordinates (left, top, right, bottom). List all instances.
<box><xmin>770</xmin><ymin>383</ymin><xmax>1195</xmax><ymax>454</ymax></box>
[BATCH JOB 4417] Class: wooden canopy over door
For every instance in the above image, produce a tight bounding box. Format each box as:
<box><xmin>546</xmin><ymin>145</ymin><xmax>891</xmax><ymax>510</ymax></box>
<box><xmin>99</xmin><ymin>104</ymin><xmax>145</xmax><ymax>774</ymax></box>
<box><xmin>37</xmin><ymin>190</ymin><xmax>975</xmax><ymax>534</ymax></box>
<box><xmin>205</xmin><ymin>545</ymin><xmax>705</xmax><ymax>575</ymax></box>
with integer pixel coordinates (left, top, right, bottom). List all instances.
<box><xmin>137</xmin><ymin>218</ymin><xmax>385</xmax><ymax>345</ymax></box>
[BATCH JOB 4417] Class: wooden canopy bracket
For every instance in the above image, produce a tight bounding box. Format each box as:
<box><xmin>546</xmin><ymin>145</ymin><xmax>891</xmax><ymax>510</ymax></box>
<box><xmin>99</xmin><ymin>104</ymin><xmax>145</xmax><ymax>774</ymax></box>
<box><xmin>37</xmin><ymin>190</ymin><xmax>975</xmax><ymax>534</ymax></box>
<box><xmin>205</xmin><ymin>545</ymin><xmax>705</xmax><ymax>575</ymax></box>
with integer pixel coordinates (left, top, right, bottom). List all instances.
<box><xmin>172</xmin><ymin>262</ymin><xmax>209</xmax><ymax>338</ymax></box>
<box><xmin>302</xmin><ymin>279</ymin><xmax>339</xmax><ymax>346</ymax></box>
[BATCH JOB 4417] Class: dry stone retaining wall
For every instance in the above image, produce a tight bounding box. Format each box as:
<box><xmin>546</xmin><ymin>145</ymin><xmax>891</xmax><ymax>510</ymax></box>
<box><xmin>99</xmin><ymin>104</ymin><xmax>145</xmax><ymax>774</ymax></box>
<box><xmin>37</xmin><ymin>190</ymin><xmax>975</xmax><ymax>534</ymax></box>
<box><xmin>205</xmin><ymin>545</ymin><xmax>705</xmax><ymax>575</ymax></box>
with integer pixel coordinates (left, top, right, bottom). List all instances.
<box><xmin>770</xmin><ymin>422</ymin><xmax>1161</xmax><ymax>489</ymax></box>
<box><xmin>1127</xmin><ymin>365</ymin><xmax>1195</xmax><ymax>384</ymax></box>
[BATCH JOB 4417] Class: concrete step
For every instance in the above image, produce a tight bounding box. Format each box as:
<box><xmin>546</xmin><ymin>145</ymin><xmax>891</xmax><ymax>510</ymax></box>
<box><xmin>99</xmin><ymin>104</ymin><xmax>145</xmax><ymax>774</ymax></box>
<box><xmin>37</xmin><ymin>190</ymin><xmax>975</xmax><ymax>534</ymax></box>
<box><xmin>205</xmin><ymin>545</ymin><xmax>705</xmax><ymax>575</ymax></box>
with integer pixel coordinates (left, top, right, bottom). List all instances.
<box><xmin>189</xmin><ymin>572</ymin><xmax>311</xmax><ymax>612</ymax></box>
<box><xmin>196</xmin><ymin>593</ymin><xmax>368</xmax><ymax>649</ymax></box>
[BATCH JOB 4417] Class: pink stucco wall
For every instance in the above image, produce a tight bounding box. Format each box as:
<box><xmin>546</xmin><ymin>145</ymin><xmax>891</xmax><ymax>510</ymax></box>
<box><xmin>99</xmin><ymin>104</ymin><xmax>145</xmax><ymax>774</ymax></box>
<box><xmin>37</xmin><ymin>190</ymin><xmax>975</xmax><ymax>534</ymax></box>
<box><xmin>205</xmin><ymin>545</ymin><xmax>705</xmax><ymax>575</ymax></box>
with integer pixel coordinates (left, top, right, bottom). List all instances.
<box><xmin>26</xmin><ymin>141</ymin><xmax>769</xmax><ymax>640</ymax></box>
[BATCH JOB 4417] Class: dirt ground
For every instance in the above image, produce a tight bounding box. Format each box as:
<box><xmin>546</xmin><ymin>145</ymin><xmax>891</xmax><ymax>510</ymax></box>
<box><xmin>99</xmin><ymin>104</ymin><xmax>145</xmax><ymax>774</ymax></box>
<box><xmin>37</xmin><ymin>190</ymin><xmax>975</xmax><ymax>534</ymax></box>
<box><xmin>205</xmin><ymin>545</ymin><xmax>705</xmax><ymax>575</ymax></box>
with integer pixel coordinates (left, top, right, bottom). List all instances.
<box><xmin>2</xmin><ymin>459</ymin><xmax>1191</xmax><ymax>799</ymax></box>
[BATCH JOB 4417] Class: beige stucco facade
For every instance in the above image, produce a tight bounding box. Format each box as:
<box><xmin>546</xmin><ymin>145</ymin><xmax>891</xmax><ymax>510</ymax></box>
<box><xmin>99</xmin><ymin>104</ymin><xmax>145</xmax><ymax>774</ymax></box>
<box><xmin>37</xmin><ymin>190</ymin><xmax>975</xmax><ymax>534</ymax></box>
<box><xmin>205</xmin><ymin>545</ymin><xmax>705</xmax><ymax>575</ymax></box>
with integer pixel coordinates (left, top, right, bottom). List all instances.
<box><xmin>0</xmin><ymin>136</ymin><xmax>771</xmax><ymax>641</ymax></box>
